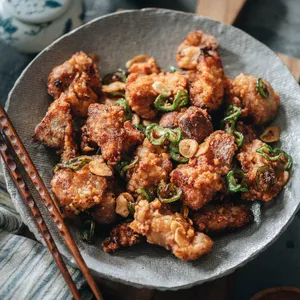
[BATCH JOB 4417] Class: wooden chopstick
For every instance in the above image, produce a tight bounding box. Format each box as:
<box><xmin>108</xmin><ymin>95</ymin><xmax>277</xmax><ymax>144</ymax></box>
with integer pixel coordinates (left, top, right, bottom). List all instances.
<box><xmin>0</xmin><ymin>133</ymin><xmax>82</xmax><ymax>300</ymax></box>
<box><xmin>0</xmin><ymin>105</ymin><xmax>104</xmax><ymax>300</ymax></box>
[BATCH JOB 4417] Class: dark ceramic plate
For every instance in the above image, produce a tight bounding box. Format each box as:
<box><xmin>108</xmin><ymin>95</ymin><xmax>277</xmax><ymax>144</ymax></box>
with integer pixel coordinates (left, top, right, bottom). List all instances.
<box><xmin>3</xmin><ymin>9</ymin><xmax>300</xmax><ymax>290</ymax></box>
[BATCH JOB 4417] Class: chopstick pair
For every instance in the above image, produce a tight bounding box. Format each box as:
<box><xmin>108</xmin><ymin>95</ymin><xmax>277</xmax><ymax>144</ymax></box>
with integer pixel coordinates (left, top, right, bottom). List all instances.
<box><xmin>0</xmin><ymin>105</ymin><xmax>104</xmax><ymax>300</ymax></box>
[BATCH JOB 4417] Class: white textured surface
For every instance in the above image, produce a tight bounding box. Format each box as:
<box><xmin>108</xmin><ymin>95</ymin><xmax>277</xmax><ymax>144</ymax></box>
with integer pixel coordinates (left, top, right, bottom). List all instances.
<box><xmin>3</xmin><ymin>9</ymin><xmax>300</xmax><ymax>290</ymax></box>
<box><xmin>0</xmin><ymin>0</ymin><xmax>82</xmax><ymax>53</ymax></box>
<box><xmin>4</xmin><ymin>0</ymin><xmax>71</xmax><ymax>24</ymax></box>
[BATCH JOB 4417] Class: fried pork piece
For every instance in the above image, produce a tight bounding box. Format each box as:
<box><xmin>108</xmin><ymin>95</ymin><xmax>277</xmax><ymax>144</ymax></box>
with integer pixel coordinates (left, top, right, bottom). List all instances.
<box><xmin>176</xmin><ymin>30</ymin><xmax>218</xmax><ymax>70</ymax></box>
<box><xmin>159</xmin><ymin>106</ymin><xmax>213</xmax><ymax>143</ymax></box>
<box><xmin>34</xmin><ymin>94</ymin><xmax>76</xmax><ymax>151</ymax></box>
<box><xmin>126</xmin><ymin>71</ymin><xmax>188</xmax><ymax>119</ymax></box>
<box><xmin>130</xmin><ymin>199</ymin><xmax>213</xmax><ymax>260</ymax></box>
<box><xmin>82</xmin><ymin>104</ymin><xmax>144</xmax><ymax>163</ymax></box>
<box><xmin>65</xmin><ymin>72</ymin><xmax>99</xmax><ymax>117</ymax></box>
<box><xmin>48</xmin><ymin>52</ymin><xmax>102</xmax><ymax>117</ymax></box>
<box><xmin>177</xmin><ymin>106</ymin><xmax>213</xmax><ymax>143</ymax></box>
<box><xmin>190</xmin><ymin>52</ymin><xmax>224</xmax><ymax>111</ymax></box>
<box><xmin>171</xmin><ymin>131</ymin><xmax>237</xmax><ymax>210</ymax></box>
<box><xmin>51</xmin><ymin>156</ymin><xmax>109</xmax><ymax>215</ymax></box>
<box><xmin>192</xmin><ymin>202</ymin><xmax>254</xmax><ymax>234</ymax></box>
<box><xmin>123</xmin><ymin>120</ymin><xmax>145</xmax><ymax>152</ymax></box>
<box><xmin>196</xmin><ymin>130</ymin><xmax>237</xmax><ymax>174</ymax></box>
<box><xmin>159</xmin><ymin>111</ymin><xmax>179</xmax><ymax>129</ymax></box>
<box><xmin>171</xmin><ymin>163</ymin><xmax>224</xmax><ymax>211</ymax></box>
<box><xmin>84</xmin><ymin>104</ymin><xmax>126</xmax><ymax>164</ymax></box>
<box><xmin>227</xmin><ymin>74</ymin><xmax>280</xmax><ymax>125</ymax></box>
<box><xmin>102</xmin><ymin>222</ymin><xmax>142</xmax><ymax>253</ymax></box>
<box><xmin>60</xmin><ymin>121</ymin><xmax>78</xmax><ymax>163</ymax></box>
<box><xmin>237</xmin><ymin>139</ymin><xmax>289</xmax><ymax>202</ymax></box>
<box><xmin>91</xmin><ymin>191</ymin><xmax>116</xmax><ymax>225</ymax></box>
<box><xmin>126</xmin><ymin>138</ymin><xmax>173</xmax><ymax>192</ymax></box>
<box><xmin>128</xmin><ymin>55</ymin><xmax>161</xmax><ymax>75</ymax></box>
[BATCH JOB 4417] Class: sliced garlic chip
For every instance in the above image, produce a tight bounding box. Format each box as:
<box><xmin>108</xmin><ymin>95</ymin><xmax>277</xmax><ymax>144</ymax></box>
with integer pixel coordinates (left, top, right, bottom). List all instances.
<box><xmin>126</xmin><ymin>54</ymin><xmax>150</xmax><ymax>69</ymax></box>
<box><xmin>152</xmin><ymin>81</ymin><xmax>171</xmax><ymax>97</ymax></box>
<box><xmin>179</xmin><ymin>139</ymin><xmax>199</xmax><ymax>158</ymax></box>
<box><xmin>89</xmin><ymin>160</ymin><xmax>113</xmax><ymax>177</ymax></box>
<box><xmin>260</xmin><ymin>126</ymin><xmax>280</xmax><ymax>143</ymax></box>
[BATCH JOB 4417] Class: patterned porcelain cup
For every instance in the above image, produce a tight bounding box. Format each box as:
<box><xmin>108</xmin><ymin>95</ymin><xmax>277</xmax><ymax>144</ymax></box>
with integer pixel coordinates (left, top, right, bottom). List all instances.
<box><xmin>0</xmin><ymin>0</ymin><xmax>83</xmax><ymax>53</ymax></box>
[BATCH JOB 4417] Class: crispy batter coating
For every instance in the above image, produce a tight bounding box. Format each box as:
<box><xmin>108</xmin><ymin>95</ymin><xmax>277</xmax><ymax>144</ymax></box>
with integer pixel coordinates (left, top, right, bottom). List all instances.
<box><xmin>237</xmin><ymin>139</ymin><xmax>289</xmax><ymax>201</ymax></box>
<box><xmin>102</xmin><ymin>222</ymin><xmax>141</xmax><ymax>253</ymax></box>
<box><xmin>177</xmin><ymin>106</ymin><xmax>213</xmax><ymax>143</ymax></box>
<box><xmin>192</xmin><ymin>202</ymin><xmax>254</xmax><ymax>234</ymax></box>
<box><xmin>128</xmin><ymin>56</ymin><xmax>161</xmax><ymax>75</ymax></box>
<box><xmin>123</xmin><ymin>120</ymin><xmax>145</xmax><ymax>152</ymax></box>
<box><xmin>159</xmin><ymin>106</ymin><xmax>213</xmax><ymax>143</ymax></box>
<box><xmin>83</xmin><ymin>104</ymin><xmax>144</xmax><ymax>163</ymax></box>
<box><xmin>227</xmin><ymin>74</ymin><xmax>280</xmax><ymax>125</ymax></box>
<box><xmin>196</xmin><ymin>130</ymin><xmax>237</xmax><ymax>175</ymax></box>
<box><xmin>126</xmin><ymin>71</ymin><xmax>188</xmax><ymax>119</ymax></box>
<box><xmin>176</xmin><ymin>31</ymin><xmax>218</xmax><ymax>70</ymax></box>
<box><xmin>159</xmin><ymin>111</ymin><xmax>179</xmax><ymax>129</ymax></box>
<box><xmin>34</xmin><ymin>95</ymin><xmax>73</xmax><ymax>149</ymax></box>
<box><xmin>48</xmin><ymin>52</ymin><xmax>102</xmax><ymax>117</ymax></box>
<box><xmin>126</xmin><ymin>139</ymin><xmax>173</xmax><ymax>192</ymax></box>
<box><xmin>51</xmin><ymin>156</ymin><xmax>108</xmax><ymax>215</ymax></box>
<box><xmin>130</xmin><ymin>199</ymin><xmax>213</xmax><ymax>260</ymax></box>
<box><xmin>65</xmin><ymin>72</ymin><xmax>99</xmax><ymax>117</ymax></box>
<box><xmin>60</xmin><ymin>116</ymin><xmax>78</xmax><ymax>163</ymax></box>
<box><xmin>171</xmin><ymin>164</ymin><xmax>224</xmax><ymax>211</ymax></box>
<box><xmin>126</xmin><ymin>73</ymin><xmax>157</xmax><ymax>119</ymax></box>
<box><xmin>171</xmin><ymin>131</ymin><xmax>236</xmax><ymax>210</ymax></box>
<box><xmin>91</xmin><ymin>191</ymin><xmax>116</xmax><ymax>225</ymax></box>
<box><xmin>190</xmin><ymin>53</ymin><xmax>224</xmax><ymax>111</ymax></box>
<box><xmin>84</xmin><ymin>104</ymin><xmax>126</xmax><ymax>164</ymax></box>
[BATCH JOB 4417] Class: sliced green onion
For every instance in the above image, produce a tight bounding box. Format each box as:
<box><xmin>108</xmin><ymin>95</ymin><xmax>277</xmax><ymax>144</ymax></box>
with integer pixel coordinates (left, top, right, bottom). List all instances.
<box><xmin>81</xmin><ymin>220</ymin><xmax>96</xmax><ymax>244</ymax></box>
<box><xmin>169</xmin><ymin>143</ymin><xmax>188</xmax><ymax>163</ymax></box>
<box><xmin>234</xmin><ymin>131</ymin><xmax>244</xmax><ymax>147</ymax></box>
<box><xmin>167</xmin><ymin>128</ymin><xmax>182</xmax><ymax>143</ymax></box>
<box><xmin>136</xmin><ymin>188</ymin><xmax>152</xmax><ymax>201</ymax></box>
<box><xmin>256</xmin><ymin>145</ymin><xmax>293</xmax><ymax>170</ymax></box>
<box><xmin>222</xmin><ymin>105</ymin><xmax>243</xmax><ymax>147</ymax></box>
<box><xmin>115</xmin><ymin>160</ymin><xmax>128</xmax><ymax>174</ymax></box>
<box><xmin>145</xmin><ymin>124</ymin><xmax>182</xmax><ymax>145</ymax></box>
<box><xmin>255</xmin><ymin>165</ymin><xmax>276</xmax><ymax>191</ymax></box>
<box><xmin>154</xmin><ymin>90</ymin><xmax>189</xmax><ymax>112</ymax></box>
<box><xmin>284</xmin><ymin>154</ymin><xmax>293</xmax><ymax>170</ymax></box>
<box><xmin>223</xmin><ymin>105</ymin><xmax>241</xmax><ymax>123</ymax></box>
<box><xmin>120</xmin><ymin>156</ymin><xmax>139</xmax><ymax>177</ymax></box>
<box><xmin>107</xmin><ymin>91</ymin><xmax>125</xmax><ymax>98</ymax></box>
<box><xmin>154</xmin><ymin>94</ymin><xmax>170</xmax><ymax>111</ymax></box>
<box><xmin>157</xmin><ymin>182</ymin><xmax>182</xmax><ymax>203</ymax></box>
<box><xmin>134</xmin><ymin>124</ymin><xmax>146</xmax><ymax>133</ymax></box>
<box><xmin>115</xmin><ymin>98</ymin><xmax>132</xmax><ymax>121</ymax></box>
<box><xmin>145</xmin><ymin>123</ymin><xmax>168</xmax><ymax>145</ymax></box>
<box><xmin>256</xmin><ymin>145</ymin><xmax>282</xmax><ymax>161</ymax></box>
<box><xmin>169</xmin><ymin>66</ymin><xmax>177</xmax><ymax>73</ymax></box>
<box><xmin>102</xmin><ymin>69</ymin><xmax>127</xmax><ymax>85</ymax></box>
<box><xmin>53</xmin><ymin>156</ymin><xmax>92</xmax><ymax>173</ymax></box>
<box><xmin>256</xmin><ymin>78</ymin><xmax>269</xmax><ymax>98</ymax></box>
<box><xmin>128</xmin><ymin>201</ymin><xmax>135</xmax><ymax>214</ymax></box>
<box><xmin>226</xmin><ymin>169</ymin><xmax>249</xmax><ymax>193</ymax></box>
